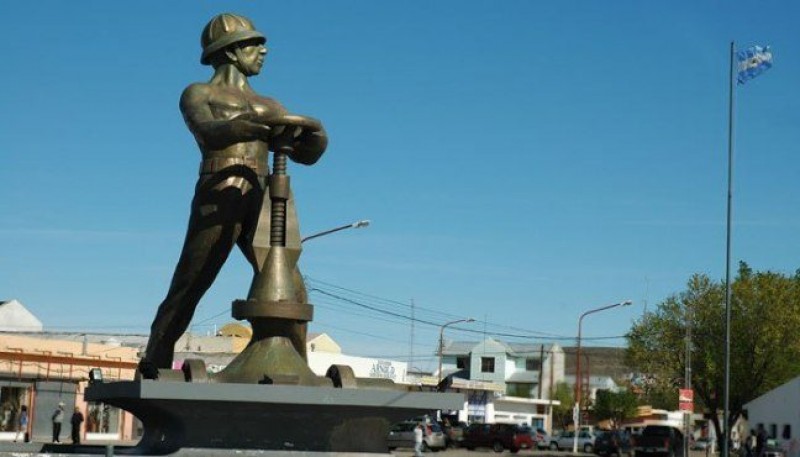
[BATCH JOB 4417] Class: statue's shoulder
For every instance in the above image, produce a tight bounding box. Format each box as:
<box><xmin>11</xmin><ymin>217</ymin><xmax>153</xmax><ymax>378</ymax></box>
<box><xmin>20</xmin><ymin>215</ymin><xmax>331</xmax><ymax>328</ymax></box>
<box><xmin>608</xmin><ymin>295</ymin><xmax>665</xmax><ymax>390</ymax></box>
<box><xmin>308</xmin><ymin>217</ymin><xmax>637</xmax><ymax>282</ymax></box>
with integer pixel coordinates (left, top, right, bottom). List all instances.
<box><xmin>180</xmin><ymin>82</ymin><xmax>213</xmax><ymax>104</ymax></box>
<box><xmin>180</xmin><ymin>83</ymin><xmax>223</xmax><ymax>118</ymax></box>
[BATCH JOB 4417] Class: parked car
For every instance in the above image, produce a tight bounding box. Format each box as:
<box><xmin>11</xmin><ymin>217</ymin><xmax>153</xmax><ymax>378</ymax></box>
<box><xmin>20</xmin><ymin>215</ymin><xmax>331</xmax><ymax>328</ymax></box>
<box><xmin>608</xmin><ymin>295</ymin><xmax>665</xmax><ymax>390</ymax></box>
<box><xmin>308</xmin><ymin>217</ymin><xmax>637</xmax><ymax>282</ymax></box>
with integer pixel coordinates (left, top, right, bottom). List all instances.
<box><xmin>461</xmin><ymin>423</ymin><xmax>535</xmax><ymax>453</ymax></box>
<box><xmin>443</xmin><ymin>421</ymin><xmax>468</xmax><ymax>448</ymax></box>
<box><xmin>691</xmin><ymin>437</ymin><xmax>713</xmax><ymax>451</ymax></box>
<box><xmin>594</xmin><ymin>430</ymin><xmax>632</xmax><ymax>456</ymax></box>
<box><xmin>387</xmin><ymin>421</ymin><xmax>446</xmax><ymax>452</ymax></box>
<box><xmin>549</xmin><ymin>430</ymin><xmax>597</xmax><ymax>453</ymax></box>
<box><xmin>630</xmin><ymin>425</ymin><xmax>684</xmax><ymax>457</ymax></box>
<box><xmin>761</xmin><ymin>439</ymin><xmax>785</xmax><ymax>457</ymax></box>
<box><xmin>533</xmin><ymin>428</ymin><xmax>552</xmax><ymax>449</ymax></box>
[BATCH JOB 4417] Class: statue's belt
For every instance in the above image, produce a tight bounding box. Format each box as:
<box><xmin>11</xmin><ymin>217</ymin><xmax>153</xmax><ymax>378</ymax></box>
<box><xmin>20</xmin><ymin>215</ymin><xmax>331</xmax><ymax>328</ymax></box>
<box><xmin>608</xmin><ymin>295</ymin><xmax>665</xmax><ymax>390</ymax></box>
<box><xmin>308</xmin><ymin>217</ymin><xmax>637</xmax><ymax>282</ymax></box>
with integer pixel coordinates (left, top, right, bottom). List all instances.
<box><xmin>199</xmin><ymin>157</ymin><xmax>268</xmax><ymax>177</ymax></box>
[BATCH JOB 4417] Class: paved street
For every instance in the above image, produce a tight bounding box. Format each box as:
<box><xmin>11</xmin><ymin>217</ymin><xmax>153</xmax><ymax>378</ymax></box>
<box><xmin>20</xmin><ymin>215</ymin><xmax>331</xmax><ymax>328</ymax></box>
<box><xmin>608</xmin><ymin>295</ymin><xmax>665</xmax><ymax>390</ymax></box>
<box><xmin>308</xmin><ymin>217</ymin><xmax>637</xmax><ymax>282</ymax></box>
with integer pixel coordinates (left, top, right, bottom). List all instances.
<box><xmin>0</xmin><ymin>440</ymin><xmax>718</xmax><ymax>457</ymax></box>
<box><xmin>389</xmin><ymin>448</ymin><xmax>713</xmax><ymax>457</ymax></box>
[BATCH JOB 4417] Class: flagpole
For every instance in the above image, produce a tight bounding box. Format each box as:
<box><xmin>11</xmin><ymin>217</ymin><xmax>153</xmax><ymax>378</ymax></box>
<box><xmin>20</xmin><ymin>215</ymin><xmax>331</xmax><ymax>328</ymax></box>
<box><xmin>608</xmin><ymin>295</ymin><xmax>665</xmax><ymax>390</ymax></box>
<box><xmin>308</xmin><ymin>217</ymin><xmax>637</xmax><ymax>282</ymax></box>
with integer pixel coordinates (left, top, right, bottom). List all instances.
<box><xmin>722</xmin><ymin>40</ymin><xmax>735</xmax><ymax>457</ymax></box>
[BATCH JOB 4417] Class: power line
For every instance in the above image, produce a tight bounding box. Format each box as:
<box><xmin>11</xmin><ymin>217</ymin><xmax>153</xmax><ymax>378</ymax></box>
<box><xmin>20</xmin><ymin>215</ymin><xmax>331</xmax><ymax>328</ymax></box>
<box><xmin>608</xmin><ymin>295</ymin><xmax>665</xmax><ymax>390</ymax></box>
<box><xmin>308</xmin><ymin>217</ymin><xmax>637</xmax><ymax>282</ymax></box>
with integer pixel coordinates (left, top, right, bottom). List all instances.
<box><xmin>308</xmin><ymin>286</ymin><xmax>627</xmax><ymax>343</ymax></box>
<box><xmin>307</xmin><ymin>277</ymin><xmax>615</xmax><ymax>340</ymax></box>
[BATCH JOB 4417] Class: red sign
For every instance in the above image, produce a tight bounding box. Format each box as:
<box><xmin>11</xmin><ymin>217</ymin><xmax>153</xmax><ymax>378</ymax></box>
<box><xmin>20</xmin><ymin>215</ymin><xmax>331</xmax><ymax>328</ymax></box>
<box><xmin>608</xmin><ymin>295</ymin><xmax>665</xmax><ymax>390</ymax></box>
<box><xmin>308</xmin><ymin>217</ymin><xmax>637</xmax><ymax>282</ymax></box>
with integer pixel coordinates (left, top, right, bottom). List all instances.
<box><xmin>679</xmin><ymin>389</ymin><xmax>693</xmax><ymax>412</ymax></box>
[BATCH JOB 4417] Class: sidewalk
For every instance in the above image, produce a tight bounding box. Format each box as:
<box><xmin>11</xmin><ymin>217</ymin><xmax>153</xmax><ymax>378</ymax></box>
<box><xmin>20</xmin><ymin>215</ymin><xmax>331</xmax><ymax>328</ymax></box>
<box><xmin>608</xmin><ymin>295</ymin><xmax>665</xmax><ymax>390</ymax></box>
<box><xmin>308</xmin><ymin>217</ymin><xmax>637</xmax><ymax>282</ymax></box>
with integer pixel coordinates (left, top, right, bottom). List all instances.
<box><xmin>0</xmin><ymin>439</ymin><xmax>137</xmax><ymax>456</ymax></box>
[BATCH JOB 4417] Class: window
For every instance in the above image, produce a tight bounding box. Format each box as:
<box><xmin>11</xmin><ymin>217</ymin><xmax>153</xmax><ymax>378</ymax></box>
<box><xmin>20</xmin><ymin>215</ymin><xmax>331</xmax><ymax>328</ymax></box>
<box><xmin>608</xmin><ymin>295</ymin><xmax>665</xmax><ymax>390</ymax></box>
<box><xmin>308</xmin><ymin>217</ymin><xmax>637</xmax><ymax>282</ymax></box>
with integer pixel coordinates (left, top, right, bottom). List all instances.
<box><xmin>87</xmin><ymin>403</ymin><xmax>120</xmax><ymax>434</ymax></box>
<box><xmin>770</xmin><ymin>424</ymin><xmax>777</xmax><ymax>439</ymax></box>
<box><xmin>456</xmin><ymin>357</ymin><xmax>469</xmax><ymax>369</ymax></box>
<box><xmin>481</xmin><ymin>357</ymin><xmax>495</xmax><ymax>373</ymax></box>
<box><xmin>783</xmin><ymin>425</ymin><xmax>791</xmax><ymax>440</ymax></box>
<box><xmin>0</xmin><ymin>386</ymin><xmax>28</xmax><ymax>432</ymax></box>
<box><xmin>525</xmin><ymin>358</ymin><xmax>537</xmax><ymax>371</ymax></box>
<box><xmin>506</xmin><ymin>382</ymin><xmax>534</xmax><ymax>398</ymax></box>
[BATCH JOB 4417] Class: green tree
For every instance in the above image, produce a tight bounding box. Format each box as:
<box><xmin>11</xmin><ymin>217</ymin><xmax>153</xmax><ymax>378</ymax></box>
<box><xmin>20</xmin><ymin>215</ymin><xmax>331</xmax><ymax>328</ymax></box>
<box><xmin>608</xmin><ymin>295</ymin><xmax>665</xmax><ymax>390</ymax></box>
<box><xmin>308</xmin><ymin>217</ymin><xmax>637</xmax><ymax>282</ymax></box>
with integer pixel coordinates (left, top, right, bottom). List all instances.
<box><xmin>552</xmin><ymin>382</ymin><xmax>575</xmax><ymax>430</ymax></box>
<box><xmin>593</xmin><ymin>389</ymin><xmax>638</xmax><ymax>428</ymax></box>
<box><xmin>626</xmin><ymin>263</ymin><xmax>800</xmax><ymax>445</ymax></box>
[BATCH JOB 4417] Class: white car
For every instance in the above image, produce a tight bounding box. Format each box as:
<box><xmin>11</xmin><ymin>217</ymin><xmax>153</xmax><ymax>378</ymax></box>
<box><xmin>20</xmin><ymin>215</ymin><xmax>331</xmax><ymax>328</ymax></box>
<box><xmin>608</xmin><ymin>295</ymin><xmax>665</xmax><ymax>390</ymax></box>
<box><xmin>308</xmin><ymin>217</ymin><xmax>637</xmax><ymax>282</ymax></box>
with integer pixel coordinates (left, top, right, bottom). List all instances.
<box><xmin>387</xmin><ymin>421</ymin><xmax>446</xmax><ymax>452</ymax></box>
<box><xmin>550</xmin><ymin>430</ymin><xmax>596</xmax><ymax>453</ymax></box>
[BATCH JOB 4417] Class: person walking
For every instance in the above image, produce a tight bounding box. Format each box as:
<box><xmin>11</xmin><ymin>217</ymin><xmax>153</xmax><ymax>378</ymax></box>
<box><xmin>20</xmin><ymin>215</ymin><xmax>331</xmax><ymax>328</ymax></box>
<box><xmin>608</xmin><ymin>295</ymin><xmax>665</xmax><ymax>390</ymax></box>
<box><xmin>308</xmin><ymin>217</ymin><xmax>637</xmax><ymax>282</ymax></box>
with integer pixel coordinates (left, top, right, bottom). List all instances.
<box><xmin>756</xmin><ymin>425</ymin><xmax>767</xmax><ymax>457</ymax></box>
<box><xmin>414</xmin><ymin>423</ymin><xmax>425</xmax><ymax>457</ymax></box>
<box><xmin>70</xmin><ymin>407</ymin><xmax>84</xmax><ymax>444</ymax></box>
<box><xmin>52</xmin><ymin>402</ymin><xmax>65</xmax><ymax>443</ymax></box>
<box><xmin>746</xmin><ymin>429</ymin><xmax>756</xmax><ymax>457</ymax></box>
<box><xmin>13</xmin><ymin>405</ymin><xmax>28</xmax><ymax>443</ymax></box>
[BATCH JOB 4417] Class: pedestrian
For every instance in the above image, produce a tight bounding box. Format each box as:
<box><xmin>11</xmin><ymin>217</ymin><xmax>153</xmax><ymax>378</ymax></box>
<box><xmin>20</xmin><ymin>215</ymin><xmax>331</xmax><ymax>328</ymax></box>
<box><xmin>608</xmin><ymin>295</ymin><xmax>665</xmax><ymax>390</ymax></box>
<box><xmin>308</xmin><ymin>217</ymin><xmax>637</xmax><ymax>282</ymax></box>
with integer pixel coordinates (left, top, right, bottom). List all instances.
<box><xmin>52</xmin><ymin>402</ymin><xmax>65</xmax><ymax>443</ymax></box>
<box><xmin>70</xmin><ymin>407</ymin><xmax>84</xmax><ymax>444</ymax></box>
<box><xmin>756</xmin><ymin>425</ymin><xmax>767</xmax><ymax>457</ymax></box>
<box><xmin>414</xmin><ymin>423</ymin><xmax>425</xmax><ymax>457</ymax></box>
<box><xmin>13</xmin><ymin>405</ymin><xmax>28</xmax><ymax>443</ymax></box>
<box><xmin>746</xmin><ymin>429</ymin><xmax>756</xmax><ymax>457</ymax></box>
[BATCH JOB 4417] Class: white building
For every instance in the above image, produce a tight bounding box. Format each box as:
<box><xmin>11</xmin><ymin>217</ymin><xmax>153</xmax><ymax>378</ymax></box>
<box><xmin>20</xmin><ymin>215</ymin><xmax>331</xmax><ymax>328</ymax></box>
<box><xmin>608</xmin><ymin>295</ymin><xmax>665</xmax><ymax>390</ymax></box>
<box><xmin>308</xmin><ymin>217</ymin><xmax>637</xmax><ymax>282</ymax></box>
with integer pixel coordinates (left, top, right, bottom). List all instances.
<box><xmin>306</xmin><ymin>334</ymin><xmax>408</xmax><ymax>383</ymax></box>
<box><xmin>744</xmin><ymin>376</ymin><xmax>800</xmax><ymax>443</ymax></box>
<box><xmin>0</xmin><ymin>300</ymin><xmax>43</xmax><ymax>332</ymax></box>
<box><xmin>438</xmin><ymin>338</ymin><xmax>565</xmax><ymax>431</ymax></box>
<box><xmin>563</xmin><ymin>374</ymin><xmax>620</xmax><ymax>402</ymax></box>
<box><xmin>172</xmin><ymin>330</ymin><xmax>411</xmax><ymax>384</ymax></box>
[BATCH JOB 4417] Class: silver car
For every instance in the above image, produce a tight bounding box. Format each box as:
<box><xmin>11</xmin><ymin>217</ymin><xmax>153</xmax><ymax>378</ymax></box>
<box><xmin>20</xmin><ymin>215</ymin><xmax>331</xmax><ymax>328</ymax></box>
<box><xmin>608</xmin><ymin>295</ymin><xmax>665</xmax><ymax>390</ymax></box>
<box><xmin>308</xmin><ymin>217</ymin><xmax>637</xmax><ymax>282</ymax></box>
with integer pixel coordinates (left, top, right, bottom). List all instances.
<box><xmin>387</xmin><ymin>421</ymin><xmax>446</xmax><ymax>452</ymax></box>
<box><xmin>549</xmin><ymin>430</ymin><xmax>596</xmax><ymax>453</ymax></box>
<box><xmin>535</xmin><ymin>428</ymin><xmax>553</xmax><ymax>450</ymax></box>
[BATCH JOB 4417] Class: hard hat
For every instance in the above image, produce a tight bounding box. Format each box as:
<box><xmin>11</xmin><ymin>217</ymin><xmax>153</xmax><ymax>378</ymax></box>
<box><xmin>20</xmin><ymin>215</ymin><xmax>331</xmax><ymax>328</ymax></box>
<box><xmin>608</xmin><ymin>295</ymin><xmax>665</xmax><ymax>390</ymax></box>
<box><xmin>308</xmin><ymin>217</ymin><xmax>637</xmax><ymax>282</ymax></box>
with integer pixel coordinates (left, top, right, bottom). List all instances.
<box><xmin>200</xmin><ymin>13</ymin><xmax>265</xmax><ymax>65</ymax></box>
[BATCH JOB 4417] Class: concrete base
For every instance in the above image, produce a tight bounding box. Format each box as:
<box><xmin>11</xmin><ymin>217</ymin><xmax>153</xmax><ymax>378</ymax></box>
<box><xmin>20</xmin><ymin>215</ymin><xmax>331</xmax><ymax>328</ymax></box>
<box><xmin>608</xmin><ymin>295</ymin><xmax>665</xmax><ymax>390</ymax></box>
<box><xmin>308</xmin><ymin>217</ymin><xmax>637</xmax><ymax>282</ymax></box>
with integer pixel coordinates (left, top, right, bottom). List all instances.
<box><xmin>85</xmin><ymin>380</ymin><xmax>463</xmax><ymax>455</ymax></box>
<box><xmin>0</xmin><ymin>443</ymin><xmax>393</xmax><ymax>457</ymax></box>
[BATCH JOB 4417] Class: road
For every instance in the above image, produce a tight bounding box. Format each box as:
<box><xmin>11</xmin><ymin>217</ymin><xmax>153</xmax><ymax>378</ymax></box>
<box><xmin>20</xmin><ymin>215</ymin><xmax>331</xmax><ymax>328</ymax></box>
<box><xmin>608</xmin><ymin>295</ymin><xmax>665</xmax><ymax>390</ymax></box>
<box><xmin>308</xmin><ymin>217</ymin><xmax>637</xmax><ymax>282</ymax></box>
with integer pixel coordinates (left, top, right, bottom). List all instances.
<box><xmin>390</xmin><ymin>448</ymin><xmax>713</xmax><ymax>457</ymax></box>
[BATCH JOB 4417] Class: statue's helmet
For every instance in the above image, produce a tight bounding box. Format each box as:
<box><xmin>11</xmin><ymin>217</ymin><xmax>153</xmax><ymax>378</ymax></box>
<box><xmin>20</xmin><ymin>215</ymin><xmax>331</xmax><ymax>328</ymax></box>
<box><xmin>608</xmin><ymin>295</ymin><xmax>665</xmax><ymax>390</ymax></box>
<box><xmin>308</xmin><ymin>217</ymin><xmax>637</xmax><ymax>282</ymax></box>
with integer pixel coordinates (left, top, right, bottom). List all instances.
<box><xmin>200</xmin><ymin>13</ymin><xmax>265</xmax><ymax>65</ymax></box>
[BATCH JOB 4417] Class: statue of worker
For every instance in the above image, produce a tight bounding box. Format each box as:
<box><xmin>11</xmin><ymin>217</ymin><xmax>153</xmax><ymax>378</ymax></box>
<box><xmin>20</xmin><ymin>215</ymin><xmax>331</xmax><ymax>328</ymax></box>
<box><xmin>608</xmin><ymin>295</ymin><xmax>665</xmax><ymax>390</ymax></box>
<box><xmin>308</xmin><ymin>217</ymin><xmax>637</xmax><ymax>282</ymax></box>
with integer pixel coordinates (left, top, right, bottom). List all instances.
<box><xmin>139</xmin><ymin>13</ymin><xmax>327</xmax><ymax>377</ymax></box>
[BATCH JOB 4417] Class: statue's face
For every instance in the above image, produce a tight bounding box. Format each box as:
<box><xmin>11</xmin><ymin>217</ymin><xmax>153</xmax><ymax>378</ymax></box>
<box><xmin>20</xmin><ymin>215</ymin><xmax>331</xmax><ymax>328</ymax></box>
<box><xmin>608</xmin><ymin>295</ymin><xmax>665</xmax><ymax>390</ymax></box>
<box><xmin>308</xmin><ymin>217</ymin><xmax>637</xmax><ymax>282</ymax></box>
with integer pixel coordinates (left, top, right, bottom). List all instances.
<box><xmin>235</xmin><ymin>41</ymin><xmax>267</xmax><ymax>76</ymax></box>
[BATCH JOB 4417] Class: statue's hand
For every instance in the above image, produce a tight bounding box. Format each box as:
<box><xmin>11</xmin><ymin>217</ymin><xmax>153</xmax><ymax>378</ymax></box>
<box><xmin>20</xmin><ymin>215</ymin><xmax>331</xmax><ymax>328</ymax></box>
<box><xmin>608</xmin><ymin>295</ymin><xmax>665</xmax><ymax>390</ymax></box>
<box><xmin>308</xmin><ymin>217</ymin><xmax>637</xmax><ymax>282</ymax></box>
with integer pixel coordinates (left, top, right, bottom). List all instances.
<box><xmin>263</xmin><ymin>114</ymin><xmax>326</xmax><ymax>165</ymax></box>
<box><xmin>232</xmin><ymin>113</ymin><xmax>272</xmax><ymax>142</ymax></box>
<box><xmin>268</xmin><ymin>115</ymin><xmax>323</xmax><ymax>135</ymax></box>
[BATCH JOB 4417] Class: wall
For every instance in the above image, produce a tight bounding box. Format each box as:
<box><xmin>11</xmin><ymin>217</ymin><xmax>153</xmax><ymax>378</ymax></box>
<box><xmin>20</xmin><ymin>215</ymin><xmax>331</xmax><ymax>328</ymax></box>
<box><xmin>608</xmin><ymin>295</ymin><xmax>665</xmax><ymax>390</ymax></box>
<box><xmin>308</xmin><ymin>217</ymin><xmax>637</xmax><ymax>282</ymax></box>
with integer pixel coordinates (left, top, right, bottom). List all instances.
<box><xmin>307</xmin><ymin>352</ymin><xmax>408</xmax><ymax>383</ymax></box>
<box><xmin>470</xmin><ymin>340</ymin><xmax>508</xmax><ymax>386</ymax></box>
<box><xmin>745</xmin><ymin>377</ymin><xmax>800</xmax><ymax>442</ymax></box>
<box><xmin>32</xmin><ymin>381</ymin><xmax>76</xmax><ymax>442</ymax></box>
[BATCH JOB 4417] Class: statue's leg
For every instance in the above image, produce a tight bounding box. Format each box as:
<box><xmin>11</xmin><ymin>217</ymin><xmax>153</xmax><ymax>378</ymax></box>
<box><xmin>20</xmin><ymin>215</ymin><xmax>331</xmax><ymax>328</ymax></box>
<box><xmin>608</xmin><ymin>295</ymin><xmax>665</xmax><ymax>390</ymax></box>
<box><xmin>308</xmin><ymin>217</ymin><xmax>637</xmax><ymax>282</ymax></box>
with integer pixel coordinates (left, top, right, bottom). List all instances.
<box><xmin>143</xmin><ymin>177</ymin><xmax>249</xmax><ymax>369</ymax></box>
<box><xmin>289</xmin><ymin>266</ymin><xmax>308</xmax><ymax>360</ymax></box>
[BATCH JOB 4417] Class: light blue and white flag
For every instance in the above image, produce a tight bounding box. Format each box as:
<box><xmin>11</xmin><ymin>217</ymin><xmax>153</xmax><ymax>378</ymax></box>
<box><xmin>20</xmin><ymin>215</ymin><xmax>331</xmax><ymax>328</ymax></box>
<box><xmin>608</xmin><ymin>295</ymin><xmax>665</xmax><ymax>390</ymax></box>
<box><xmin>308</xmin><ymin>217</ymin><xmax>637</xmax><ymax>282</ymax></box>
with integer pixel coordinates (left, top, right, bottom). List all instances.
<box><xmin>737</xmin><ymin>45</ymin><xmax>773</xmax><ymax>85</ymax></box>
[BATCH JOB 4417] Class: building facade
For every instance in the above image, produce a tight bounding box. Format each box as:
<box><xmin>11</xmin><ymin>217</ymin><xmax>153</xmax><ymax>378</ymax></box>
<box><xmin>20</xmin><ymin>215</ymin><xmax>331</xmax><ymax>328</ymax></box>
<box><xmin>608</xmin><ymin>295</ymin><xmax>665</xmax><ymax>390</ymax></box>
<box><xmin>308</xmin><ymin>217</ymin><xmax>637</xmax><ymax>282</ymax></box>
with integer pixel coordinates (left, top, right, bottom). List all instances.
<box><xmin>438</xmin><ymin>338</ymin><xmax>565</xmax><ymax>431</ymax></box>
<box><xmin>744</xmin><ymin>376</ymin><xmax>800</xmax><ymax>445</ymax></box>
<box><xmin>0</xmin><ymin>332</ymin><xmax>139</xmax><ymax>442</ymax></box>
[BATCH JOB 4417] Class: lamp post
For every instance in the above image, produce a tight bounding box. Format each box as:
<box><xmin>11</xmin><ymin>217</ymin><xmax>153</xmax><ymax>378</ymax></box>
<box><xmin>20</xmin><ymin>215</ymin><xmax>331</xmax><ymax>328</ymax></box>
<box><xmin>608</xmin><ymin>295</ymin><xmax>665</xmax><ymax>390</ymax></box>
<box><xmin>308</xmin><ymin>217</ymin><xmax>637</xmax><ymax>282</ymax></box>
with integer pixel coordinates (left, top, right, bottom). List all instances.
<box><xmin>301</xmin><ymin>219</ymin><xmax>370</xmax><ymax>243</ymax></box>
<box><xmin>438</xmin><ymin>318</ymin><xmax>475</xmax><ymax>384</ymax></box>
<box><xmin>573</xmin><ymin>300</ymin><xmax>632</xmax><ymax>453</ymax></box>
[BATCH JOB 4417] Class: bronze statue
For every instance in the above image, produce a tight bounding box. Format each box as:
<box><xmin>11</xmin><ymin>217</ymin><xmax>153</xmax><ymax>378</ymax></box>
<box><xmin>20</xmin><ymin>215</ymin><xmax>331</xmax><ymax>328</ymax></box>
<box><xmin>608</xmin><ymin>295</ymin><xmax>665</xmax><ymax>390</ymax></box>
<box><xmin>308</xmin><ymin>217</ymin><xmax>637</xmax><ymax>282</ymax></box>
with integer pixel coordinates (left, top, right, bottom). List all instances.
<box><xmin>139</xmin><ymin>13</ymin><xmax>327</xmax><ymax>378</ymax></box>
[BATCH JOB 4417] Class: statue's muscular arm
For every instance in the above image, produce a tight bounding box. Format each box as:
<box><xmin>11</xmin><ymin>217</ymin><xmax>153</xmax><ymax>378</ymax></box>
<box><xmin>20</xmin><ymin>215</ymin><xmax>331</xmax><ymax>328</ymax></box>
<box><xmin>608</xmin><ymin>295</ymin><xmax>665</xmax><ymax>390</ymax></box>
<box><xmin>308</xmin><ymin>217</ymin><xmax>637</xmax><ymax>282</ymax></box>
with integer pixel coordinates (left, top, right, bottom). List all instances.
<box><xmin>244</xmin><ymin>95</ymin><xmax>328</xmax><ymax>165</ymax></box>
<box><xmin>179</xmin><ymin>83</ymin><xmax>272</xmax><ymax>150</ymax></box>
<box><xmin>290</xmin><ymin>124</ymin><xmax>328</xmax><ymax>165</ymax></box>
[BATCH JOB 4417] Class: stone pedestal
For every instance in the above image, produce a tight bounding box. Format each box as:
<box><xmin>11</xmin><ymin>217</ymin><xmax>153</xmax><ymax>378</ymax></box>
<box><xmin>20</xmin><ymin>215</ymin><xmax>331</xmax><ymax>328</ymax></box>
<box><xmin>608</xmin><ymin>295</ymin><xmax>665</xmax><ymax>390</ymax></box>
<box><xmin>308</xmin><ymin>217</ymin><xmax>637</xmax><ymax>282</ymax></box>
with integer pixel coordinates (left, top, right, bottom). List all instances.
<box><xmin>85</xmin><ymin>380</ymin><xmax>463</xmax><ymax>455</ymax></box>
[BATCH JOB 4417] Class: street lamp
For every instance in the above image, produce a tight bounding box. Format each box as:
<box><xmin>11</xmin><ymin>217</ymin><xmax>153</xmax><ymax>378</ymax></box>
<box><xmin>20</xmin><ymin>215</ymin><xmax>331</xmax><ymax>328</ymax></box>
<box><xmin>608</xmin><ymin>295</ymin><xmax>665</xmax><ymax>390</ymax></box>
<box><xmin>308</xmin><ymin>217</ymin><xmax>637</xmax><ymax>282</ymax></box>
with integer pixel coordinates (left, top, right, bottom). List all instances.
<box><xmin>573</xmin><ymin>300</ymin><xmax>632</xmax><ymax>453</ymax></box>
<box><xmin>301</xmin><ymin>219</ymin><xmax>370</xmax><ymax>243</ymax></box>
<box><xmin>438</xmin><ymin>318</ymin><xmax>476</xmax><ymax>384</ymax></box>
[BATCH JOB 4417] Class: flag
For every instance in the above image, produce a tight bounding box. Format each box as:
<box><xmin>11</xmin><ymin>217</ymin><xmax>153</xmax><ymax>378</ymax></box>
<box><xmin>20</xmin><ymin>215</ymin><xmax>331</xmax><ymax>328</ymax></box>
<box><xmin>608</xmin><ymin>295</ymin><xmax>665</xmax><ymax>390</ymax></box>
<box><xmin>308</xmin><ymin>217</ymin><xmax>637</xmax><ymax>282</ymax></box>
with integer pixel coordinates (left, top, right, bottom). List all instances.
<box><xmin>737</xmin><ymin>45</ymin><xmax>773</xmax><ymax>85</ymax></box>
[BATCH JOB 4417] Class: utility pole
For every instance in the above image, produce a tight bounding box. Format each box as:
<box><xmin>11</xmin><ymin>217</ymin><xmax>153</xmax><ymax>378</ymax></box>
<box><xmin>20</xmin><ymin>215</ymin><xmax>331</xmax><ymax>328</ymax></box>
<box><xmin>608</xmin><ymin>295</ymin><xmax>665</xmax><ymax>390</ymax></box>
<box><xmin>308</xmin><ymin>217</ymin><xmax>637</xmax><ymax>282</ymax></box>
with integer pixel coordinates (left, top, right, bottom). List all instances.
<box><xmin>684</xmin><ymin>302</ymin><xmax>693</xmax><ymax>457</ymax></box>
<box><xmin>409</xmin><ymin>299</ymin><xmax>415</xmax><ymax>370</ymax></box>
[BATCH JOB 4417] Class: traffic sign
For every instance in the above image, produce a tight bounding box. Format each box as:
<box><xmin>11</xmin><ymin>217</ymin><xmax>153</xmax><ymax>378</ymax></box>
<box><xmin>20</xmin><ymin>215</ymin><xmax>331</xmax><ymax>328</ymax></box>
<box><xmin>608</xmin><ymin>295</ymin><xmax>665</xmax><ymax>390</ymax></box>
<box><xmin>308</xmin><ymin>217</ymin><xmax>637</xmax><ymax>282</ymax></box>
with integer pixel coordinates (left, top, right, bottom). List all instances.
<box><xmin>678</xmin><ymin>388</ymin><xmax>693</xmax><ymax>412</ymax></box>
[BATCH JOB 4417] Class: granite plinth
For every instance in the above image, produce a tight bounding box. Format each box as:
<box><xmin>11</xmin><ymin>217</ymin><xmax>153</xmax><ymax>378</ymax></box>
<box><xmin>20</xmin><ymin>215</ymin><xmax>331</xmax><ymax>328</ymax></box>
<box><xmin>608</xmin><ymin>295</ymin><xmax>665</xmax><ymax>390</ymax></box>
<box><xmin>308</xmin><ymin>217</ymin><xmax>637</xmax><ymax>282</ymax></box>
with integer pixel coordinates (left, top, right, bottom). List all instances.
<box><xmin>85</xmin><ymin>380</ymin><xmax>463</xmax><ymax>455</ymax></box>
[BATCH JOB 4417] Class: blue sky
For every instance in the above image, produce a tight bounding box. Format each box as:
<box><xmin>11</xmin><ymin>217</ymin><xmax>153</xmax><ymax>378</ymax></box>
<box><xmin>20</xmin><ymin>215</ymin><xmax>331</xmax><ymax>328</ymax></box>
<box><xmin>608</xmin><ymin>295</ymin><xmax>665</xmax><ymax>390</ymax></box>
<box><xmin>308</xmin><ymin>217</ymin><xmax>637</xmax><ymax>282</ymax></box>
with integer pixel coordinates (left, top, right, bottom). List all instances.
<box><xmin>2</xmin><ymin>2</ymin><xmax>798</xmax><ymax>371</ymax></box>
